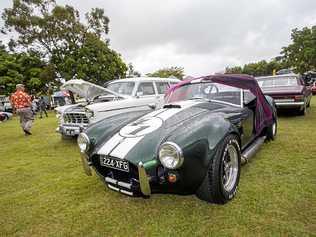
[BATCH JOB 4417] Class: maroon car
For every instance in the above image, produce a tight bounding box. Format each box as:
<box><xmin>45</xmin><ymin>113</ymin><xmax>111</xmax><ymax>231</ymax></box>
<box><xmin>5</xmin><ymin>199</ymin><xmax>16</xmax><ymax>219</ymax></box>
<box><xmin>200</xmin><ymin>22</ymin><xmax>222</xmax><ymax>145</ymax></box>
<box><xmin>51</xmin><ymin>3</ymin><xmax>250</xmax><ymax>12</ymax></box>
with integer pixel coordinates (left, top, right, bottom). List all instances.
<box><xmin>256</xmin><ymin>74</ymin><xmax>312</xmax><ymax>115</ymax></box>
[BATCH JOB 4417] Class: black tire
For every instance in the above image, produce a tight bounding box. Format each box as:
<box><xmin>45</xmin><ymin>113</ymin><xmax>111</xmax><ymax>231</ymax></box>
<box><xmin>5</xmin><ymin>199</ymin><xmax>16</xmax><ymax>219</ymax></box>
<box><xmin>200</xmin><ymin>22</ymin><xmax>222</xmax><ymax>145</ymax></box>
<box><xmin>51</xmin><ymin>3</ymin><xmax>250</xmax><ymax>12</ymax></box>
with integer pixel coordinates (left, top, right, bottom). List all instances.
<box><xmin>266</xmin><ymin>119</ymin><xmax>277</xmax><ymax>141</ymax></box>
<box><xmin>298</xmin><ymin>105</ymin><xmax>306</xmax><ymax>116</ymax></box>
<box><xmin>196</xmin><ymin>134</ymin><xmax>241</xmax><ymax>204</ymax></box>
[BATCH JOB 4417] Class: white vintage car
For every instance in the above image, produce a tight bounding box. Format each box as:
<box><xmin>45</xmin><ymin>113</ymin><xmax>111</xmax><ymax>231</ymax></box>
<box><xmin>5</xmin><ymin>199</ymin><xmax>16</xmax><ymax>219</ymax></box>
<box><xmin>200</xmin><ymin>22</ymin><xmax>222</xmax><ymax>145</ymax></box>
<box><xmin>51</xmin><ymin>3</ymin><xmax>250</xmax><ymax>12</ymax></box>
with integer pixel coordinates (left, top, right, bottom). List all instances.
<box><xmin>55</xmin><ymin>77</ymin><xmax>180</xmax><ymax>138</ymax></box>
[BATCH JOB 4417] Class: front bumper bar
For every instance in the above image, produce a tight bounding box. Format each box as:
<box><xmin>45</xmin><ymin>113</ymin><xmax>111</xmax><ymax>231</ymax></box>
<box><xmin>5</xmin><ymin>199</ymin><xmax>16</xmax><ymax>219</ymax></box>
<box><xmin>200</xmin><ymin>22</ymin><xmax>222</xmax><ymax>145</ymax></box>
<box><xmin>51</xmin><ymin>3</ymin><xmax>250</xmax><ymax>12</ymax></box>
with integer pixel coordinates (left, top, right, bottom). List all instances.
<box><xmin>138</xmin><ymin>162</ymin><xmax>151</xmax><ymax>196</ymax></box>
<box><xmin>80</xmin><ymin>153</ymin><xmax>92</xmax><ymax>176</ymax></box>
<box><xmin>275</xmin><ymin>101</ymin><xmax>304</xmax><ymax>108</ymax></box>
<box><xmin>57</xmin><ymin>124</ymin><xmax>87</xmax><ymax>136</ymax></box>
<box><xmin>80</xmin><ymin>154</ymin><xmax>151</xmax><ymax>196</ymax></box>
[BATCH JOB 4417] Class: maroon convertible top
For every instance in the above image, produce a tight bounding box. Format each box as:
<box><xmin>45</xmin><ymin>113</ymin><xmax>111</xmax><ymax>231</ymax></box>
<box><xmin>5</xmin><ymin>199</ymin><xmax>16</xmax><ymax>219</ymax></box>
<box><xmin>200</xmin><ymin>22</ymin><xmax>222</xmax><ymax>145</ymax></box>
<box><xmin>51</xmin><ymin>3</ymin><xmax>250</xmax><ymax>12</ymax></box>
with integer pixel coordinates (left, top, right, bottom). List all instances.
<box><xmin>166</xmin><ymin>74</ymin><xmax>274</xmax><ymax>135</ymax></box>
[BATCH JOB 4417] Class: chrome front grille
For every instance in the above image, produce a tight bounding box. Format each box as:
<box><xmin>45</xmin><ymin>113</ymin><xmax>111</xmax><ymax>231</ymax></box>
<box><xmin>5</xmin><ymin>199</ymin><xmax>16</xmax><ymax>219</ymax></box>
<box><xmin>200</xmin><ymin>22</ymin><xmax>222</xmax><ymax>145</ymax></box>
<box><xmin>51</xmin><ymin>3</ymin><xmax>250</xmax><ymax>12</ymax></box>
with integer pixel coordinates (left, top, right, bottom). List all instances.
<box><xmin>63</xmin><ymin>113</ymin><xmax>89</xmax><ymax>124</ymax></box>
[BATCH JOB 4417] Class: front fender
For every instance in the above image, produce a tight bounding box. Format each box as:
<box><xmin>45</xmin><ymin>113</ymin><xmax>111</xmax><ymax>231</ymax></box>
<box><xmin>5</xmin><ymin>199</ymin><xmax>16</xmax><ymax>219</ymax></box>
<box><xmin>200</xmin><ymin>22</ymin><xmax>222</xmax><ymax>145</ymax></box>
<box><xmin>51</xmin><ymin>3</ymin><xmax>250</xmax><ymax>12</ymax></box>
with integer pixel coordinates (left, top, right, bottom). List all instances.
<box><xmin>165</xmin><ymin>114</ymin><xmax>239</xmax><ymax>192</ymax></box>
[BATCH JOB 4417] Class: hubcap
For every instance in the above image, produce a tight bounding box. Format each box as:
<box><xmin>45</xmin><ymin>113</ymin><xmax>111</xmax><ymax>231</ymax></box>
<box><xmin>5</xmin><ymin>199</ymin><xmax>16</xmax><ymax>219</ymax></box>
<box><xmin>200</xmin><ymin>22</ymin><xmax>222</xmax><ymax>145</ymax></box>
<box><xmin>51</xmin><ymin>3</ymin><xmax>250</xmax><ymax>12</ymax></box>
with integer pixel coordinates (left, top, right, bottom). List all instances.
<box><xmin>222</xmin><ymin>144</ymin><xmax>239</xmax><ymax>192</ymax></box>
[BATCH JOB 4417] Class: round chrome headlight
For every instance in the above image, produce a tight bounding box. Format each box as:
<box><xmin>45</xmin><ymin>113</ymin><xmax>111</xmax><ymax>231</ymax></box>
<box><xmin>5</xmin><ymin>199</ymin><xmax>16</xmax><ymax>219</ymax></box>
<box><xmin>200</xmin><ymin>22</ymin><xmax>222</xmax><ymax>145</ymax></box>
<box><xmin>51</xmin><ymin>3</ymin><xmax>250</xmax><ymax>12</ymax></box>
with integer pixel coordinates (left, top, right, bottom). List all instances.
<box><xmin>77</xmin><ymin>133</ymin><xmax>90</xmax><ymax>153</ymax></box>
<box><xmin>159</xmin><ymin>142</ymin><xmax>184</xmax><ymax>169</ymax></box>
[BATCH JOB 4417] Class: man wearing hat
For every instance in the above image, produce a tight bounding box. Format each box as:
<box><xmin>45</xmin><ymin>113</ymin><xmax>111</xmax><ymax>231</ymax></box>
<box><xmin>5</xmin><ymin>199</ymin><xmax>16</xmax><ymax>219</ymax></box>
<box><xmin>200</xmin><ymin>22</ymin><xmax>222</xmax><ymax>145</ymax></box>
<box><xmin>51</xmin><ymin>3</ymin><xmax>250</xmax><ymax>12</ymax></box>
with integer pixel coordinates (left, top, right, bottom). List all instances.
<box><xmin>10</xmin><ymin>84</ymin><xmax>34</xmax><ymax>135</ymax></box>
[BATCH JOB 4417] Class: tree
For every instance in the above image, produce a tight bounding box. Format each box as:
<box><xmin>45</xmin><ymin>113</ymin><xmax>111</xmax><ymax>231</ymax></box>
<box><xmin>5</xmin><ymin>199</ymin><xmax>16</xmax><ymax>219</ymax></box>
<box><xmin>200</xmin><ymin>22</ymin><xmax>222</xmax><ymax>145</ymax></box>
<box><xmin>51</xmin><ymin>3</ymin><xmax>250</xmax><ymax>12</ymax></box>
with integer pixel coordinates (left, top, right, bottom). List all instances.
<box><xmin>2</xmin><ymin>0</ymin><xmax>127</xmax><ymax>83</ymax></box>
<box><xmin>225</xmin><ymin>66</ymin><xmax>243</xmax><ymax>74</ymax></box>
<box><xmin>0</xmin><ymin>46</ymin><xmax>53</xmax><ymax>95</ymax></box>
<box><xmin>62</xmin><ymin>34</ymin><xmax>127</xmax><ymax>84</ymax></box>
<box><xmin>225</xmin><ymin>58</ymin><xmax>290</xmax><ymax>76</ymax></box>
<box><xmin>281</xmin><ymin>26</ymin><xmax>316</xmax><ymax>74</ymax></box>
<box><xmin>146</xmin><ymin>66</ymin><xmax>184</xmax><ymax>79</ymax></box>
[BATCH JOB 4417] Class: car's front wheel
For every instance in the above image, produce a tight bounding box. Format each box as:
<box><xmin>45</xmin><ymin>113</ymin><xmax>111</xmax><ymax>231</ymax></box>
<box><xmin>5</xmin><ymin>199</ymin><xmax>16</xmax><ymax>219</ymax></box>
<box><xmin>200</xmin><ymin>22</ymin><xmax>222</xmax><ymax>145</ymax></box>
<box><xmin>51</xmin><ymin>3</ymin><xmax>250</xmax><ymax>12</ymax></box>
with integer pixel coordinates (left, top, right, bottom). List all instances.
<box><xmin>266</xmin><ymin>119</ymin><xmax>277</xmax><ymax>141</ymax></box>
<box><xmin>196</xmin><ymin>134</ymin><xmax>241</xmax><ymax>204</ymax></box>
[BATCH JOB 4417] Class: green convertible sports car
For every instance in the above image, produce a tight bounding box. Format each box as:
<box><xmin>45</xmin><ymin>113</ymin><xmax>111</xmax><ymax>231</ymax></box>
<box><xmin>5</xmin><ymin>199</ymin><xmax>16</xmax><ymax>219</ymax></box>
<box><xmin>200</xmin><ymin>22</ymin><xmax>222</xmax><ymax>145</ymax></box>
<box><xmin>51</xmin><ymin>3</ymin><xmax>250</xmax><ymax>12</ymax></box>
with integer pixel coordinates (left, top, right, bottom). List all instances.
<box><xmin>77</xmin><ymin>74</ymin><xmax>277</xmax><ymax>204</ymax></box>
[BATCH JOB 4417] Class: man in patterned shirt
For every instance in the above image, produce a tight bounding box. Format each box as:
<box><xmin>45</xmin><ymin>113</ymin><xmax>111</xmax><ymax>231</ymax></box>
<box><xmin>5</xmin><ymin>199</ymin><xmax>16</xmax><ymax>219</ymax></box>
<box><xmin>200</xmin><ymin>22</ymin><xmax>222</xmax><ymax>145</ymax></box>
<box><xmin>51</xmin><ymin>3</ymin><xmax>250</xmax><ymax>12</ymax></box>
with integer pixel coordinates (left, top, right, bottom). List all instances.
<box><xmin>10</xmin><ymin>84</ymin><xmax>34</xmax><ymax>135</ymax></box>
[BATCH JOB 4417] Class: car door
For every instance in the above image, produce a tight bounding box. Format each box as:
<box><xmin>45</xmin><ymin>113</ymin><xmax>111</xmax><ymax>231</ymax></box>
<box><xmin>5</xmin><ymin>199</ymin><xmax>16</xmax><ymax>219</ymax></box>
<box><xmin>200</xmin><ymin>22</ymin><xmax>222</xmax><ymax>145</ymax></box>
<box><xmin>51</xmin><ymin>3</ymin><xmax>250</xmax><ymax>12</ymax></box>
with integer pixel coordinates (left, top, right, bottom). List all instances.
<box><xmin>155</xmin><ymin>81</ymin><xmax>170</xmax><ymax>105</ymax></box>
<box><xmin>135</xmin><ymin>81</ymin><xmax>158</xmax><ymax>106</ymax></box>
<box><xmin>240</xmin><ymin>90</ymin><xmax>256</xmax><ymax>147</ymax></box>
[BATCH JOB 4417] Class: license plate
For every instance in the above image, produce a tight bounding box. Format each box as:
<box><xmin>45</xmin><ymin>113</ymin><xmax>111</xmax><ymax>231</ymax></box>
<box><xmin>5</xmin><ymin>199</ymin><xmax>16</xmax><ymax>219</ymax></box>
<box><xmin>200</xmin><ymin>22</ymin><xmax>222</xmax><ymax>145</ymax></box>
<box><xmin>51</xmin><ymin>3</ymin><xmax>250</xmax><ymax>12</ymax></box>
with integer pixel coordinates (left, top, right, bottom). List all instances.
<box><xmin>65</xmin><ymin>128</ymin><xmax>79</xmax><ymax>135</ymax></box>
<box><xmin>100</xmin><ymin>156</ymin><xmax>129</xmax><ymax>172</ymax></box>
<box><xmin>66</xmin><ymin>129</ymin><xmax>74</xmax><ymax>135</ymax></box>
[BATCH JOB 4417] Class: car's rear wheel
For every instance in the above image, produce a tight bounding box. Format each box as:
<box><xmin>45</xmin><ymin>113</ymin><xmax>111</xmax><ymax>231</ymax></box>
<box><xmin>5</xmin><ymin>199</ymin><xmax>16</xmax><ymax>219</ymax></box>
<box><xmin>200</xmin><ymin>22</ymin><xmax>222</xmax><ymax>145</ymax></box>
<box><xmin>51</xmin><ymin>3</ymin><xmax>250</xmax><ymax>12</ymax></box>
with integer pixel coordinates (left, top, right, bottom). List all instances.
<box><xmin>298</xmin><ymin>98</ymin><xmax>307</xmax><ymax>116</ymax></box>
<box><xmin>196</xmin><ymin>134</ymin><xmax>241</xmax><ymax>204</ymax></box>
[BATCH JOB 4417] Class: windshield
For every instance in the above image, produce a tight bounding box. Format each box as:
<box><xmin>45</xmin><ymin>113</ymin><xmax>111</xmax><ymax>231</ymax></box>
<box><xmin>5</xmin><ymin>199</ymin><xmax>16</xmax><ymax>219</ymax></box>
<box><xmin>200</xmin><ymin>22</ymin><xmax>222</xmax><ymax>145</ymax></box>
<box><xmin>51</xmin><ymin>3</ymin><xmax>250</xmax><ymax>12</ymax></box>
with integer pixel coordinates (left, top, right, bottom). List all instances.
<box><xmin>166</xmin><ymin>82</ymin><xmax>242</xmax><ymax>106</ymax></box>
<box><xmin>257</xmin><ymin>76</ymin><xmax>298</xmax><ymax>87</ymax></box>
<box><xmin>106</xmin><ymin>82</ymin><xmax>135</xmax><ymax>96</ymax></box>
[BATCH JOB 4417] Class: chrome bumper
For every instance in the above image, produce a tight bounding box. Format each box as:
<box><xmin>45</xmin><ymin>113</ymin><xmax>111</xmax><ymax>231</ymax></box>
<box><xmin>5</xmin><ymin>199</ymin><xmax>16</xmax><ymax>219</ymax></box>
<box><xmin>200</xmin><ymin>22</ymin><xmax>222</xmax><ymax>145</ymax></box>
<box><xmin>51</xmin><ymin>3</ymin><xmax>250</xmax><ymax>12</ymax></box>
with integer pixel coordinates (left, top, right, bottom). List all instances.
<box><xmin>80</xmin><ymin>153</ymin><xmax>92</xmax><ymax>176</ymax></box>
<box><xmin>275</xmin><ymin>101</ymin><xmax>304</xmax><ymax>108</ymax></box>
<box><xmin>80</xmin><ymin>156</ymin><xmax>151</xmax><ymax>196</ymax></box>
<box><xmin>58</xmin><ymin>124</ymin><xmax>87</xmax><ymax>136</ymax></box>
<box><xmin>104</xmin><ymin>162</ymin><xmax>151</xmax><ymax>196</ymax></box>
<box><xmin>138</xmin><ymin>162</ymin><xmax>151</xmax><ymax>196</ymax></box>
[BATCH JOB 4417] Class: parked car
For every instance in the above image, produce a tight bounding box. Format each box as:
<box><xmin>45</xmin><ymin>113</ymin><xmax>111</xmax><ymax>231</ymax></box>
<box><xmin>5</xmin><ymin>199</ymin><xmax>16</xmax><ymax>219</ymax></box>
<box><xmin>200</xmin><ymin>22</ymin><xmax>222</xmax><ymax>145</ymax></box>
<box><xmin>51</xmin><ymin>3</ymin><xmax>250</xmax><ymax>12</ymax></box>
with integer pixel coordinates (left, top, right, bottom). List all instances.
<box><xmin>0</xmin><ymin>111</ymin><xmax>12</xmax><ymax>122</ymax></box>
<box><xmin>56</xmin><ymin>77</ymin><xmax>180</xmax><ymax>138</ymax></box>
<box><xmin>256</xmin><ymin>74</ymin><xmax>312</xmax><ymax>115</ymax></box>
<box><xmin>0</xmin><ymin>96</ymin><xmax>13</xmax><ymax>113</ymax></box>
<box><xmin>276</xmin><ymin>68</ymin><xmax>294</xmax><ymax>75</ymax></box>
<box><xmin>77</xmin><ymin>74</ymin><xmax>277</xmax><ymax>204</ymax></box>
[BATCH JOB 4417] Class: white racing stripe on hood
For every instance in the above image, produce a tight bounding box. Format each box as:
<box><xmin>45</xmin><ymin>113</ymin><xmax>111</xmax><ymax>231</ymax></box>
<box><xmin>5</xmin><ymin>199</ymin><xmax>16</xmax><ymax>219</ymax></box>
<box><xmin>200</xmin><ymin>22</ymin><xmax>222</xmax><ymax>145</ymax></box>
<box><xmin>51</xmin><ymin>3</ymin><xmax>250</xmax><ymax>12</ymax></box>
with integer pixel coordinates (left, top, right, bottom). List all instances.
<box><xmin>97</xmin><ymin>100</ymin><xmax>199</xmax><ymax>159</ymax></box>
<box><xmin>97</xmin><ymin>133</ymin><xmax>124</xmax><ymax>155</ymax></box>
<box><xmin>109</xmin><ymin>136</ymin><xmax>144</xmax><ymax>159</ymax></box>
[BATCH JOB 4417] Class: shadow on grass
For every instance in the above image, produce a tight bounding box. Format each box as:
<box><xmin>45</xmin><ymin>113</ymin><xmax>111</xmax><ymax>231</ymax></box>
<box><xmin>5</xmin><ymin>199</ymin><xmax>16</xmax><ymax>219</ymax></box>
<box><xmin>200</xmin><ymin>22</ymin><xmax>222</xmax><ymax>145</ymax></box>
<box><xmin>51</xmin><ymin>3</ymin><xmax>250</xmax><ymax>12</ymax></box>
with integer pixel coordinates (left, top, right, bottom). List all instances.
<box><xmin>276</xmin><ymin>108</ymin><xmax>311</xmax><ymax>117</ymax></box>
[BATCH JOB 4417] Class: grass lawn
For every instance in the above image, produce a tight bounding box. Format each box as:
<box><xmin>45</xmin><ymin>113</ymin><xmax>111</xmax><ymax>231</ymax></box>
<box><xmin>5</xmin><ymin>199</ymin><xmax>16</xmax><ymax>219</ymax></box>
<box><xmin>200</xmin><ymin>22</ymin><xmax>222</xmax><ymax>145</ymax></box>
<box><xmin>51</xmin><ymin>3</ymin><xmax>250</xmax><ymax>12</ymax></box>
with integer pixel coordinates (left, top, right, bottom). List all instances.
<box><xmin>0</xmin><ymin>98</ymin><xmax>315</xmax><ymax>237</ymax></box>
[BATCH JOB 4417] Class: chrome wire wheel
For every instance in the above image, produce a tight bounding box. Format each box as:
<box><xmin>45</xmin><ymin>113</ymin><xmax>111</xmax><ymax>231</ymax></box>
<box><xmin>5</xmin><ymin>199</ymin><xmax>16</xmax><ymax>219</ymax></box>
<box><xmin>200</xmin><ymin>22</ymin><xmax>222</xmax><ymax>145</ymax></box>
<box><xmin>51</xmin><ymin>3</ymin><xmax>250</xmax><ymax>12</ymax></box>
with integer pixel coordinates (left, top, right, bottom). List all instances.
<box><xmin>222</xmin><ymin>144</ymin><xmax>239</xmax><ymax>192</ymax></box>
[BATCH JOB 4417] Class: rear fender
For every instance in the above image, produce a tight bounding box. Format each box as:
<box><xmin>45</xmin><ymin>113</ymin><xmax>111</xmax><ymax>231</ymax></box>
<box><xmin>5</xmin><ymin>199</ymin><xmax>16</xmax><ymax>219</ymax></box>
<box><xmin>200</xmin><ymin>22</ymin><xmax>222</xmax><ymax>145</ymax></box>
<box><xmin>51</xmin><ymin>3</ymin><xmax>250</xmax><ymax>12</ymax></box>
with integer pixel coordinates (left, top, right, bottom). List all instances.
<box><xmin>264</xmin><ymin>95</ymin><xmax>277</xmax><ymax>119</ymax></box>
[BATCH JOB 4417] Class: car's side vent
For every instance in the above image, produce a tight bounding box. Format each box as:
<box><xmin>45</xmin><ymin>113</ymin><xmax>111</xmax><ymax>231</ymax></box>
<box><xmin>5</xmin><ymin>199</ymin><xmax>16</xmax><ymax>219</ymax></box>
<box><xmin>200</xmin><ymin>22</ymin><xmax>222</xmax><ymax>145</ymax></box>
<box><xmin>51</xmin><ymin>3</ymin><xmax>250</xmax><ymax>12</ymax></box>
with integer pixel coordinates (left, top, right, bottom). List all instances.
<box><xmin>163</xmin><ymin>104</ymin><xmax>181</xmax><ymax>109</ymax></box>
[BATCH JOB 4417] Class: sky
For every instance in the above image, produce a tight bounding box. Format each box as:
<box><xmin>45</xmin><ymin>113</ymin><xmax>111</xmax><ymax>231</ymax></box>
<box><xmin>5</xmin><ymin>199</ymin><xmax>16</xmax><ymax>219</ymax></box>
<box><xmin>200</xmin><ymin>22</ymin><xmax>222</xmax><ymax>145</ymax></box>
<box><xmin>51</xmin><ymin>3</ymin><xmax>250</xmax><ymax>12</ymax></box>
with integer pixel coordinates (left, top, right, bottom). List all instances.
<box><xmin>0</xmin><ymin>0</ymin><xmax>316</xmax><ymax>77</ymax></box>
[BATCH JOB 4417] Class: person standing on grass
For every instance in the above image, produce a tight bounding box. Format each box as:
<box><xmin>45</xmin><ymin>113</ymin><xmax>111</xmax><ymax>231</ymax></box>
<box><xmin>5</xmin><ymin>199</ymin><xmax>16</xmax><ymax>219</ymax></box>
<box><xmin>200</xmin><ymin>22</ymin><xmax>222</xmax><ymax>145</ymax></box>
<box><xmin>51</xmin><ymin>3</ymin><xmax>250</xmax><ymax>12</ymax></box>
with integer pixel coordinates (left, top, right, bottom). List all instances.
<box><xmin>38</xmin><ymin>96</ymin><xmax>48</xmax><ymax>118</ymax></box>
<box><xmin>10</xmin><ymin>84</ymin><xmax>34</xmax><ymax>136</ymax></box>
<box><xmin>31</xmin><ymin>95</ymin><xmax>38</xmax><ymax>115</ymax></box>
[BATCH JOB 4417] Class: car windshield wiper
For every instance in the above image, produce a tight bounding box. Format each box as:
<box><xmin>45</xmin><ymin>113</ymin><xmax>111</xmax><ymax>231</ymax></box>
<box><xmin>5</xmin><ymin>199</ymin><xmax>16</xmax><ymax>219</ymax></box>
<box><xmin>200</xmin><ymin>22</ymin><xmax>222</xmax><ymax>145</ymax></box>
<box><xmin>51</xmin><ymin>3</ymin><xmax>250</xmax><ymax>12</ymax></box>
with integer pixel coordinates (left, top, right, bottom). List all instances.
<box><xmin>188</xmin><ymin>97</ymin><xmax>204</xmax><ymax>100</ymax></box>
<box><xmin>188</xmin><ymin>97</ymin><xmax>212</xmax><ymax>102</ymax></box>
<box><xmin>163</xmin><ymin>104</ymin><xmax>181</xmax><ymax>109</ymax></box>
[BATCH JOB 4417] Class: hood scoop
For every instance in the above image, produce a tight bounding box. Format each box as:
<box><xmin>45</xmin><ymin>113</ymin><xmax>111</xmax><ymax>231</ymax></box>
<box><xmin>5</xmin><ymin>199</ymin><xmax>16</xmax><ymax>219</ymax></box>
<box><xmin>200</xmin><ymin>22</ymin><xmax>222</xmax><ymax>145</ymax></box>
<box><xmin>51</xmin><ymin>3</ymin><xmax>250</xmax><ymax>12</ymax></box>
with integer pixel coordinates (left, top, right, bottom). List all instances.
<box><xmin>163</xmin><ymin>104</ymin><xmax>181</xmax><ymax>109</ymax></box>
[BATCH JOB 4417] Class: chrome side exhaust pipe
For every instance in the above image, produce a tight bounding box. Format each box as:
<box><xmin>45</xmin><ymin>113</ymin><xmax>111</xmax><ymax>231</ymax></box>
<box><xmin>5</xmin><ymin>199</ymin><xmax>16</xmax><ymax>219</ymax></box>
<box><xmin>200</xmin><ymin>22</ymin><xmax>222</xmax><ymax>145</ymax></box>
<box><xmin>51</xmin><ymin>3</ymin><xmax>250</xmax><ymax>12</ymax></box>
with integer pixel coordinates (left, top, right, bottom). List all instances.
<box><xmin>241</xmin><ymin>136</ymin><xmax>266</xmax><ymax>165</ymax></box>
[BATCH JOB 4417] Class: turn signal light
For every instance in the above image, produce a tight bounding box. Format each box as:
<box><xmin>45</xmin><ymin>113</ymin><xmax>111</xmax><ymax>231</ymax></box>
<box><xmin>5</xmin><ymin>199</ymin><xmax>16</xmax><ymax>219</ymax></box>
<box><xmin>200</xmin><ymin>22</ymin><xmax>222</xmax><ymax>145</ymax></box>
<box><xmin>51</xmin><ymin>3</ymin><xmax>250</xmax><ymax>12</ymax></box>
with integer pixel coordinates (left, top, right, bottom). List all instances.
<box><xmin>168</xmin><ymin>173</ymin><xmax>177</xmax><ymax>183</ymax></box>
<box><xmin>294</xmin><ymin>95</ymin><xmax>304</xmax><ymax>101</ymax></box>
